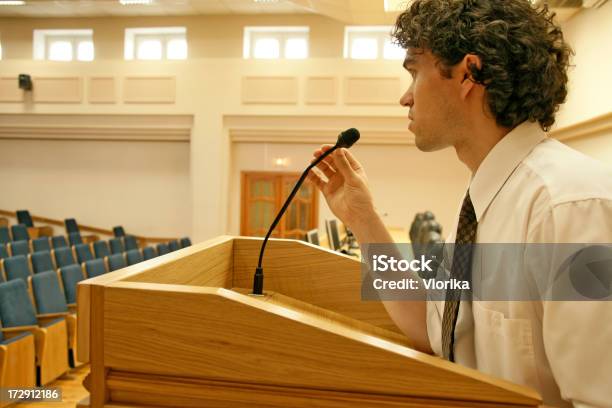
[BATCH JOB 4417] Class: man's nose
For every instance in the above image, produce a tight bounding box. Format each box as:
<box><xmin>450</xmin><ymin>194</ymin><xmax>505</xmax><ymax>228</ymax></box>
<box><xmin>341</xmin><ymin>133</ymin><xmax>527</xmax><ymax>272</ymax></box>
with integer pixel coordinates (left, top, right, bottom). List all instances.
<box><xmin>399</xmin><ymin>86</ymin><xmax>414</xmax><ymax>107</ymax></box>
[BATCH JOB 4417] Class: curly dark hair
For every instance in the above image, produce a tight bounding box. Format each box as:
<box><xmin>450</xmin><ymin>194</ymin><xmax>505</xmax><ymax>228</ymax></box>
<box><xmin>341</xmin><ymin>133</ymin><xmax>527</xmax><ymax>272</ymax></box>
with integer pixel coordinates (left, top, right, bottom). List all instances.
<box><xmin>392</xmin><ymin>0</ymin><xmax>573</xmax><ymax>131</ymax></box>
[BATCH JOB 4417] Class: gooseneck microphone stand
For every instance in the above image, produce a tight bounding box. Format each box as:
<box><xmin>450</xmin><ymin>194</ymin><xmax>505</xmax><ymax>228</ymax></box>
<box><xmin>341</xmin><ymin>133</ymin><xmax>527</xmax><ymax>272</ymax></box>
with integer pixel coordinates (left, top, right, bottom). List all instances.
<box><xmin>251</xmin><ymin>128</ymin><xmax>360</xmax><ymax>295</ymax></box>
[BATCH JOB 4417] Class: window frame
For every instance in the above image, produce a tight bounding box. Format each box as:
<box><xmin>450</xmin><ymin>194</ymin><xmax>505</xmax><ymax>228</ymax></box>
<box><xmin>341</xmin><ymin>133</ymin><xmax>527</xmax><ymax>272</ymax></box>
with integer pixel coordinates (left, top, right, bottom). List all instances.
<box><xmin>33</xmin><ymin>29</ymin><xmax>94</xmax><ymax>61</ymax></box>
<box><xmin>124</xmin><ymin>27</ymin><xmax>187</xmax><ymax>61</ymax></box>
<box><xmin>243</xmin><ymin>26</ymin><xmax>309</xmax><ymax>60</ymax></box>
<box><xmin>344</xmin><ymin>26</ymin><xmax>404</xmax><ymax>60</ymax></box>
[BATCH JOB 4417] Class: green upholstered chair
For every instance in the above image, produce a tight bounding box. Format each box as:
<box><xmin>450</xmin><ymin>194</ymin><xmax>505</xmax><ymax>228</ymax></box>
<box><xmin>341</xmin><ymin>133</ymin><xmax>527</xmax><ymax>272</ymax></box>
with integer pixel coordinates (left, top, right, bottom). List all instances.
<box><xmin>51</xmin><ymin>235</ymin><xmax>68</xmax><ymax>249</ymax></box>
<box><xmin>142</xmin><ymin>246</ymin><xmax>157</xmax><ymax>261</ymax></box>
<box><xmin>84</xmin><ymin>259</ymin><xmax>107</xmax><ymax>278</ymax></box>
<box><xmin>9</xmin><ymin>240</ymin><xmax>30</xmax><ymax>257</ymax></box>
<box><xmin>74</xmin><ymin>243</ymin><xmax>93</xmax><ymax>264</ymax></box>
<box><xmin>53</xmin><ymin>247</ymin><xmax>76</xmax><ymax>268</ymax></box>
<box><xmin>10</xmin><ymin>224</ymin><xmax>30</xmax><ymax>242</ymax></box>
<box><xmin>93</xmin><ymin>240</ymin><xmax>110</xmax><ymax>259</ymax></box>
<box><xmin>30</xmin><ymin>271</ymin><xmax>80</xmax><ymax>367</ymax></box>
<box><xmin>109</xmin><ymin>238</ymin><xmax>124</xmax><ymax>254</ymax></box>
<box><xmin>0</xmin><ymin>279</ymin><xmax>68</xmax><ymax>385</ymax></box>
<box><xmin>2</xmin><ymin>255</ymin><xmax>32</xmax><ymax>283</ymax></box>
<box><xmin>125</xmin><ymin>249</ymin><xmax>143</xmax><ymax>266</ymax></box>
<box><xmin>107</xmin><ymin>253</ymin><xmax>126</xmax><ymax>272</ymax></box>
<box><xmin>31</xmin><ymin>251</ymin><xmax>55</xmax><ymax>274</ymax></box>
<box><xmin>32</xmin><ymin>237</ymin><xmax>51</xmax><ymax>253</ymax></box>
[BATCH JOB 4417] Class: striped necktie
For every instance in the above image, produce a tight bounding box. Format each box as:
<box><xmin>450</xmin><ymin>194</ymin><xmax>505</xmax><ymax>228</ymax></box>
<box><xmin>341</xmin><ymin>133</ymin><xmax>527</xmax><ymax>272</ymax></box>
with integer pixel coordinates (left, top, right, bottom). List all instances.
<box><xmin>441</xmin><ymin>191</ymin><xmax>478</xmax><ymax>362</ymax></box>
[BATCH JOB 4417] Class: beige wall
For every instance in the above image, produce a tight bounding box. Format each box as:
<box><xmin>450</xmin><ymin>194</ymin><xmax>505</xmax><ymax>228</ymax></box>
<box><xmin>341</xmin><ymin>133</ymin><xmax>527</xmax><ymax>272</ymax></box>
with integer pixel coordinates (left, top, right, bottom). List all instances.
<box><xmin>0</xmin><ymin>138</ymin><xmax>191</xmax><ymax>238</ymax></box>
<box><xmin>0</xmin><ymin>9</ymin><xmax>610</xmax><ymax>242</ymax></box>
<box><xmin>0</xmin><ymin>14</ymin><xmax>345</xmax><ymax>60</ymax></box>
<box><xmin>554</xmin><ymin>1</ymin><xmax>612</xmax><ymax>165</ymax></box>
<box><xmin>555</xmin><ymin>0</ymin><xmax>612</xmax><ymax>129</ymax></box>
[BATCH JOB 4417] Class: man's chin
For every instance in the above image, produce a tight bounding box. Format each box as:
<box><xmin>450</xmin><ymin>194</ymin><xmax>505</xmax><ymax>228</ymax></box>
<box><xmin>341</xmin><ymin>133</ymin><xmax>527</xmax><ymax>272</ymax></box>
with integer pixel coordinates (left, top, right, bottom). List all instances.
<box><xmin>414</xmin><ymin>133</ymin><xmax>446</xmax><ymax>152</ymax></box>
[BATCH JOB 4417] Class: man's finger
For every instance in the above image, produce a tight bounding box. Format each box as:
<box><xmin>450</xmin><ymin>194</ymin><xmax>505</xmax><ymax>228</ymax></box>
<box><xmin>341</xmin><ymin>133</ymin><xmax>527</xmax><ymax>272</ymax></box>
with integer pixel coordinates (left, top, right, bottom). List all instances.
<box><xmin>316</xmin><ymin>159</ymin><xmax>337</xmax><ymax>179</ymax></box>
<box><xmin>343</xmin><ymin>148</ymin><xmax>364</xmax><ymax>172</ymax></box>
<box><xmin>307</xmin><ymin>170</ymin><xmax>326</xmax><ymax>190</ymax></box>
<box><xmin>332</xmin><ymin>148</ymin><xmax>357</xmax><ymax>180</ymax></box>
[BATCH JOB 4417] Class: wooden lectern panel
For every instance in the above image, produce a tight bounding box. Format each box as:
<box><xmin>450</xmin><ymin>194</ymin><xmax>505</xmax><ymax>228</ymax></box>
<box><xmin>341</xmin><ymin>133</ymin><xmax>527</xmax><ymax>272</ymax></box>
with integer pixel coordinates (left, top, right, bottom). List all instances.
<box><xmin>232</xmin><ymin>237</ymin><xmax>400</xmax><ymax>333</ymax></box>
<box><xmin>77</xmin><ymin>236</ymin><xmax>542</xmax><ymax>408</ymax></box>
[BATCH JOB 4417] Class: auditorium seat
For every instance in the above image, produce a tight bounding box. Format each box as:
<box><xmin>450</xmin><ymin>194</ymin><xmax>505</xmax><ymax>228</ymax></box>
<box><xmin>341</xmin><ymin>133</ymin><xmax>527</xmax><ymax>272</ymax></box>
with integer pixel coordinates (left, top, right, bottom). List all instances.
<box><xmin>156</xmin><ymin>243</ymin><xmax>170</xmax><ymax>256</ymax></box>
<box><xmin>0</xmin><ymin>245</ymin><xmax>8</xmax><ymax>260</ymax></box>
<box><xmin>74</xmin><ymin>243</ymin><xmax>93</xmax><ymax>264</ymax></box>
<box><xmin>16</xmin><ymin>210</ymin><xmax>54</xmax><ymax>240</ymax></box>
<box><xmin>10</xmin><ymin>224</ymin><xmax>30</xmax><ymax>242</ymax></box>
<box><xmin>107</xmin><ymin>253</ymin><xmax>126</xmax><ymax>271</ymax></box>
<box><xmin>68</xmin><ymin>232</ymin><xmax>83</xmax><ymax>247</ymax></box>
<box><xmin>109</xmin><ymin>238</ymin><xmax>124</xmax><ymax>254</ymax></box>
<box><xmin>0</xmin><ymin>322</ymin><xmax>36</xmax><ymax>396</ymax></box>
<box><xmin>64</xmin><ymin>218</ymin><xmax>79</xmax><ymax>235</ymax></box>
<box><xmin>113</xmin><ymin>226</ymin><xmax>126</xmax><ymax>237</ymax></box>
<box><xmin>32</xmin><ymin>237</ymin><xmax>51</xmax><ymax>253</ymax></box>
<box><xmin>0</xmin><ymin>228</ymin><xmax>9</xmax><ymax>245</ymax></box>
<box><xmin>9</xmin><ymin>240</ymin><xmax>30</xmax><ymax>257</ymax></box>
<box><xmin>0</xmin><ymin>279</ymin><xmax>68</xmax><ymax>385</ymax></box>
<box><xmin>84</xmin><ymin>259</ymin><xmax>107</xmax><ymax>278</ymax></box>
<box><xmin>168</xmin><ymin>240</ymin><xmax>180</xmax><ymax>252</ymax></box>
<box><xmin>53</xmin><ymin>247</ymin><xmax>76</xmax><ymax>268</ymax></box>
<box><xmin>126</xmin><ymin>249</ymin><xmax>143</xmax><ymax>266</ymax></box>
<box><xmin>16</xmin><ymin>210</ymin><xmax>34</xmax><ymax>228</ymax></box>
<box><xmin>30</xmin><ymin>271</ymin><xmax>79</xmax><ymax>367</ymax></box>
<box><xmin>2</xmin><ymin>255</ymin><xmax>32</xmax><ymax>283</ymax></box>
<box><xmin>31</xmin><ymin>251</ymin><xmax>55</xmax><ymax>274</ymax></box>
<box><xmin>142</xmin><ymin>246</ymin><xmax>157</xmax><ymax>260</ymax></box>
<box><xmin>59</xmin><ymin>264</ymin><xmax>85</xmax><ymax>307</ymax></box>
<box><xmin>93</xmin><ymin>240</ymin><xmax>110</xmax><ymax>259</ymax></box>
<box><xmin>51</xmin><ymin>235</ymin><xmax>68</xmax><ymax>249</ymax></box>
<box><xmin>124</xmin><ymin>235</ymin><xmax>138</xmax><ymax>251</ymax></box>
<box><xmin>180</xmin><ymin>237</ymin><xmax>192</xmax><ymax>248</ymax></box>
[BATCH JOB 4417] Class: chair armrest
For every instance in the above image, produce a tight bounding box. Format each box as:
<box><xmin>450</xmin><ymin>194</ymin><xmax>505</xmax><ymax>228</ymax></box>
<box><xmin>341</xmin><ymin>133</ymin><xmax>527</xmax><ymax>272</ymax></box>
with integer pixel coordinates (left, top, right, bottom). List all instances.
<box><xmin>37</xmin><ymin>313</ymin><xmax>68</xmax><ymax>327</ymax></box>
<box><xmin>0</xmin><ymin>326</ymin><xmax>39</xmax><ymax>334</ymax></box>
<box><xmin>37</xmin><ymin>312</ymin><xmax>69</xmax><ymax>319</ymax></box>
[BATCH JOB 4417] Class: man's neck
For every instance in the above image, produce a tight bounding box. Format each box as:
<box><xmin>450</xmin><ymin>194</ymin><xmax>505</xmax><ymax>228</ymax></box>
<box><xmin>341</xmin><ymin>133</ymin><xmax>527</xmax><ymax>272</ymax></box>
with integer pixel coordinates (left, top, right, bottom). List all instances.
<box><xmin>454</xmin><ymin>122</ymin><xmax>512</xmax><ymax>174</ymax></box>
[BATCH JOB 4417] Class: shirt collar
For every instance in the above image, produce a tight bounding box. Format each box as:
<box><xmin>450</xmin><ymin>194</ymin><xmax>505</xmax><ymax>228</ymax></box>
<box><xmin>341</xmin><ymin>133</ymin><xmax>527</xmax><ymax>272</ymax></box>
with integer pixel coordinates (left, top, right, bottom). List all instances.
<box><xmin>469</xmin><ymin>121</ymin><xmax>547</xmax><ymax>222</ymax></box>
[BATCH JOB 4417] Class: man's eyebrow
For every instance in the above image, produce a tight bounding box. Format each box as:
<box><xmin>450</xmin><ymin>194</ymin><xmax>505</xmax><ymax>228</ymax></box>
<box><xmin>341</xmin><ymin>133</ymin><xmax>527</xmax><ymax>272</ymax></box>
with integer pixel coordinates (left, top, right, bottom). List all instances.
<box><xmin>403</xmin><ymin>55</ymin><xmax>418</xmax><ymax>70</ymax></box>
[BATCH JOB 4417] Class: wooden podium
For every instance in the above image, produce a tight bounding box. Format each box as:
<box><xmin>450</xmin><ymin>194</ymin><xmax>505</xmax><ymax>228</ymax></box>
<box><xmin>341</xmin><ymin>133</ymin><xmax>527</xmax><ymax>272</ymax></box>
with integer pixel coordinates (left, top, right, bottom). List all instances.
<box><xmin>77</xmin><ymin>236</ymin><xmax>541</xmax><ymax>408</ymax></box>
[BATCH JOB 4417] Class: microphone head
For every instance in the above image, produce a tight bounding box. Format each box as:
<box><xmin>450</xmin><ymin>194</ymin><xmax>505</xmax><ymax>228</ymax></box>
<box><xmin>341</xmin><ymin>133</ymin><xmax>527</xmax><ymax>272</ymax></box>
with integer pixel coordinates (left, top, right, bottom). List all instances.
<box><xmin>336</xmin><ymin>128</ymin><xmax>360</xmax><ymax>148</ymax></box>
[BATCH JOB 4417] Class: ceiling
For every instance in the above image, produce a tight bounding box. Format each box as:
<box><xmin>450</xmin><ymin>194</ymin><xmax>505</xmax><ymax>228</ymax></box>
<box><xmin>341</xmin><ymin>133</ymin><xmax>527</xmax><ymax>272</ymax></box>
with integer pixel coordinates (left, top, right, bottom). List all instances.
<box><xmin>0</xmin><ymin>0</ymin><xmax>581</xmax><ymax>24</ymax></box>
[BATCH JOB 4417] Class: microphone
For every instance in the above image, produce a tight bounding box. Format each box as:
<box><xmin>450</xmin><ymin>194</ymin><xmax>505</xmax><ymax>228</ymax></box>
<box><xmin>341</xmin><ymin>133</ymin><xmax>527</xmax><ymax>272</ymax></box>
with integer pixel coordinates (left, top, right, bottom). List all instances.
<box><xmin>251</xmin><ymin>128</ymin><xmax>360</xmax><ymax>295</ymax></box>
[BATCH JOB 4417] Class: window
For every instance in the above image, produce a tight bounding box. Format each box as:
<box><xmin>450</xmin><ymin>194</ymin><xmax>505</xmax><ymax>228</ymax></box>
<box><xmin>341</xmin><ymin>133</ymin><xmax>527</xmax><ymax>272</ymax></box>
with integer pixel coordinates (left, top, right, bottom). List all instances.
<box><xmin>243</xmin><ymin>27</ymin><xmax>309</xmax><ymax>59</ymax></box>
<box><xmin>124</xmin><ymin>27</ymin><xmax>187</xmax><ymax>60</ymax></box>
<box><xmin>344</xmin><ymin>26</ymin><xmax>405</xmax><ymax>60</ymax></box>
<box><xmin>33</xmin><ymin>29</ymin><xmax>94</xmax><ymax>61</ymax></box>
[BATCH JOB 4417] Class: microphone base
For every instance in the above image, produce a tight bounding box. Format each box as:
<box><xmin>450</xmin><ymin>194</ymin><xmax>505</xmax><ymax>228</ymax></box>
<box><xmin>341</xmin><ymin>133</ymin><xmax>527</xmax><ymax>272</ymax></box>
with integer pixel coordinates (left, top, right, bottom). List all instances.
<box><xmin>252</xmin><ymin>267</ymin><xmax>264</xmax><ymax>295</ymax></box>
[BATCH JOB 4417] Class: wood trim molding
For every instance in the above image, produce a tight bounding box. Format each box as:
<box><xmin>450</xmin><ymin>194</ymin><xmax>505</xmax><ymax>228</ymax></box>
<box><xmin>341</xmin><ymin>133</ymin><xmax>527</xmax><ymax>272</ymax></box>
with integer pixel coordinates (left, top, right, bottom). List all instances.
<box><xmin>227</xmin><ymin>113</ymin><xmax>612</xmax><ymax>146</ymax></box>
<box><xmin>549</xmin><ymin>112</ymin><xmax>612</xmax><ymax>142</ymax></box>
<box><xmin>0</xmin><ymin>113</ymin><xmax>193</xmax><ymax>142</ymax></box>
<box><xmin>226</xmin><ymin>115</ymin><xmax>415</xmax><ymax>145</ymax></box>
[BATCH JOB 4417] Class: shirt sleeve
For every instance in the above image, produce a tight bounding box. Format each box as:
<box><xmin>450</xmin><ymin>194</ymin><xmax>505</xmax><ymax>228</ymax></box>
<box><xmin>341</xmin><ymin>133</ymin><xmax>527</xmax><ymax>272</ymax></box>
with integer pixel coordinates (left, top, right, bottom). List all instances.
<box><xmin>529</xmin><ymin>198</ymin><xmax>612</xmax><ymax>408</ymax></box>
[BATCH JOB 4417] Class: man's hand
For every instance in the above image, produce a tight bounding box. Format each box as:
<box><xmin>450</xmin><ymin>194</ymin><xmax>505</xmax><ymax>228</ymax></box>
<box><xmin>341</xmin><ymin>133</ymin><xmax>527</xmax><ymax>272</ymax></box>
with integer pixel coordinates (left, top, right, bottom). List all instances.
<box><xmin>308</xmin><ymin>145</ymin><xmax>433</xmax><ymax>354</ymax></box>
<box><xmin>307</xmin><ymin>145</ymin><xmax>376</xmax><ymax>230</ymax></box>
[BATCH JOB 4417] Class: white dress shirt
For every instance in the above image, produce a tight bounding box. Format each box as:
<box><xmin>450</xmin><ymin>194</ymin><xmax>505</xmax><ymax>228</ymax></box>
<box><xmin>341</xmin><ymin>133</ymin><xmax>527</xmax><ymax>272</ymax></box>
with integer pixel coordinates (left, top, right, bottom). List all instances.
<box><xmin>426</xmin><ymin>121</ymin><xmax>612</xmax><ymax>407</ymax></box>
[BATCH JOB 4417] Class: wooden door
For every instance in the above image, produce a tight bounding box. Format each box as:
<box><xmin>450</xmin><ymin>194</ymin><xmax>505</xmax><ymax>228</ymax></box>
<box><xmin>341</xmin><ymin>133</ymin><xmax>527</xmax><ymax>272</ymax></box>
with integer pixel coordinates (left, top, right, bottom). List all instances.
<box><xmin>241</xmin><ymin>172</ymin><xmax>319</xmax><ymax>239</ymax></box>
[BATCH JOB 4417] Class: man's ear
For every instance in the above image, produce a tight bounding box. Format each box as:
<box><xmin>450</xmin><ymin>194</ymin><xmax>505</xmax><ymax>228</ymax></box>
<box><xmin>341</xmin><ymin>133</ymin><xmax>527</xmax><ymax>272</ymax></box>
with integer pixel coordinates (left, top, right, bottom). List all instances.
<box><xmin>459</xmin><ymin>54</ymin><xmax>482</xmax><ymax>100</ymax></box>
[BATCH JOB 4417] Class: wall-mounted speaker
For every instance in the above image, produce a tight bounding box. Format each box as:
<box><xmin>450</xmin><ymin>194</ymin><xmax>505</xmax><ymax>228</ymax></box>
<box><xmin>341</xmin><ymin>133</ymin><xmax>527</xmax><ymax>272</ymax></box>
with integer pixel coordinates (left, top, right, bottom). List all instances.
<box><xmin>18</xmin><ymin>74</ymin><xmax>32</xmax><ymax>91</ymax></box>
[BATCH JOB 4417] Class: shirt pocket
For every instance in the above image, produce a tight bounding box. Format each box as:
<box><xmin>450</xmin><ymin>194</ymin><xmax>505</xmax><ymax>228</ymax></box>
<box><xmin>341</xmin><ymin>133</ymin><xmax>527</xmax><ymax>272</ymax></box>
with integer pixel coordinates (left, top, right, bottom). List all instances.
<box><xmin>473</xmin><ymin>301</ymin><xmax>540</xmax><ymax>390</ymax></box>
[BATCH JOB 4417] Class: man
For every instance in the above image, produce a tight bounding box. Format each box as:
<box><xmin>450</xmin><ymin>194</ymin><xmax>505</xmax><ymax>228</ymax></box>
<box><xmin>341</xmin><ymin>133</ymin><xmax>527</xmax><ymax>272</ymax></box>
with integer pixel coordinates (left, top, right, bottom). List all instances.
<box><xmin>307</xmin><ymin>0</ymin><xmax>612</xmax><ymax>406</ymax></box>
